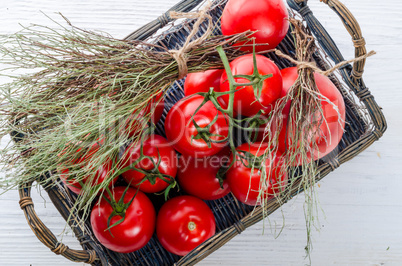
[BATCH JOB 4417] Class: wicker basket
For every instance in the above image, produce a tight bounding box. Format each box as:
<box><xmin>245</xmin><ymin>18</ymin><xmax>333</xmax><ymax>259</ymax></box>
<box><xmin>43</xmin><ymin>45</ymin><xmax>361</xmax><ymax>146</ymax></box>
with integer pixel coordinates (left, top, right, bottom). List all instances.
<box><xmin>18</xmin><ymin>0</ymin><xmax>387</xmax><ymax>265</ymax></box>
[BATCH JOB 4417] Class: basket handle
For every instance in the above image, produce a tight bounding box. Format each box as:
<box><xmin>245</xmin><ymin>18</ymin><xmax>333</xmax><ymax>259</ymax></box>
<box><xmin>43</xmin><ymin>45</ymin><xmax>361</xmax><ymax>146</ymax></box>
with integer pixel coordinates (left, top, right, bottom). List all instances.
<box><xmin>287</xmin><ymin>0</ymin><xmax>367</xmax><ymax>81</ymax></box>
<box><xmin>18</xmin><ymin>181</ymin><xmax>102</xmax><ymax>265</ymax></box>
<box><xmin>124</xmin><ymin>0</ymin><xmax>205</xmax><ymax>41</ymax></box>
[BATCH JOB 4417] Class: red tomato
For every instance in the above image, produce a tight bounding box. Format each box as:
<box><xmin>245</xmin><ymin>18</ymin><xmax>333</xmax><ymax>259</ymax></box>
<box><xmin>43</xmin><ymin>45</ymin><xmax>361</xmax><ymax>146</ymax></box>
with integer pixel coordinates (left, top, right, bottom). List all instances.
<box><xmin>156</xmin><ymin>195</ymin><xmax>216</xmax><ymax>256</ymax></box>
<box><xmin>219</xmin><ymin>54</ymin><xmax>282</xmax><ymax>117</ymax></box>
<box><xmin>90</xmin><ymin>187</ymin><xmax>156</xmax><ymax>253</ymax></box>
<box><xmin>59</xmin><ymin>140</ymin><xmax>117</xmax><ymax>195</ymax></box>
<box><xmin>60</xmin><ymin>159</ymin><xmax>114</xmax><ymax>195</ymax></box>
<box><xmin>221</xmin><ymin>0</ymin><xmax>289</xmax><ymax>52</ymax></box>
<box><xmin>177</xmin><ymin>147</ymin><xmax>231</xmax><ymax>200</ymax></box>
<box><xmin>126</xmin><ymin>91</ymin><xmax>165</xmax><ymax>137</ymax></box>
<box><xmin>184</xmin><ymin>69</ymin><xmax>234</xmax><ymax>115</ymax></box>
<box><xmin>277</xmin><ymin>67</ymin><xmax>346</xmax><ymax>163</ymax></box>
<box><xmin>121</xmin><ymin>134</ymin><xmax>178</xmax><ymax>193</ymax></box>
<box><xmin>164</xmin><ymin>95</ymin><xmax>229</xmax><ymax>157</ymax></box>
<box><xmin>184</xmin><ymin>69</ymin><xmax>223</xmax><ymax>96</ymax></box>
<box><xmin>227</xmin><ymin>143</ymin><xmax>288</xmax><ymax>206</ymax></box>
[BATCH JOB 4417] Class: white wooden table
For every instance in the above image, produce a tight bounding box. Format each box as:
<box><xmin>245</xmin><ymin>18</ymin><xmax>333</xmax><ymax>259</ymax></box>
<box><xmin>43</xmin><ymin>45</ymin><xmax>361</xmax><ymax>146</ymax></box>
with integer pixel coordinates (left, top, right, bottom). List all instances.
<box><xmin>1</xmin><ymin>0</ymin><xmax>401</xmax><ymax>265</ymax></box>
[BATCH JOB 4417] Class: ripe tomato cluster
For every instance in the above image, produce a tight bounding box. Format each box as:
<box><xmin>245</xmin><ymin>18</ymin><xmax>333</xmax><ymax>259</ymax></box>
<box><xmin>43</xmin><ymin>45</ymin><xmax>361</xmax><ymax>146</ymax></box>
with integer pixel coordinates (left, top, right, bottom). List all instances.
<box><xmin>58</xmin><ymin>0</ymin><xmax>346</xmax><ymax>258</ymax></box>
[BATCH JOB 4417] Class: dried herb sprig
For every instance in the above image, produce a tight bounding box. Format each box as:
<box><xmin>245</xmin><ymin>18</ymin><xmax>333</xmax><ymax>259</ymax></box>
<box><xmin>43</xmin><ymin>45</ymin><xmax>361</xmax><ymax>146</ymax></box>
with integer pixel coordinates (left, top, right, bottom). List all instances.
<box><xmin>253</xmin><ymin>19</ymin><xmax>346</xmax><ymax>260</ymax></box>
<box><xmin>0</xmin><ymin>12</ymin><xmax>249</xmax><ymax>221</ymax></box>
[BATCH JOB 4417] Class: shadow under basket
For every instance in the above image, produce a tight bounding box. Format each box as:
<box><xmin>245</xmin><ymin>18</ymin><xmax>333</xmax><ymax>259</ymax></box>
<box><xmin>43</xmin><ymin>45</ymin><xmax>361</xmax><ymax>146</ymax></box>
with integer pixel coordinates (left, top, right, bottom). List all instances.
<box><xmin>18</xmin><ymin>0</ymin><xmax>387</xmax><ymax>265</ymax></box>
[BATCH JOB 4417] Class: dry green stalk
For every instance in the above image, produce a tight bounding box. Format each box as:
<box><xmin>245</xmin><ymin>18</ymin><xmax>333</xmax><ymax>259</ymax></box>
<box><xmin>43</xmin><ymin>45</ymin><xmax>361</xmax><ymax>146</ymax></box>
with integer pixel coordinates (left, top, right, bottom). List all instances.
<box><xmin>0</xmin><ymin>13</ymin><xmax>248</xmax><ymax>221</ymax></box>
<box><xmin>254</xmin><ymin>18</ymin><xmax>344</xmax><ymax>259</ymax></box>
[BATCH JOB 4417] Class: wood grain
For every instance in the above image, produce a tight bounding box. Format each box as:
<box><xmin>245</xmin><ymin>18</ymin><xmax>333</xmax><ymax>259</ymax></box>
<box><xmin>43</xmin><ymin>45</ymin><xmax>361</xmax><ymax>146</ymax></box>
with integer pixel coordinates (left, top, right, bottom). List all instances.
<box><xmin>1</xmin><ymin>0</ymin><xmax>401</xmax><ymax>265</ymax></box>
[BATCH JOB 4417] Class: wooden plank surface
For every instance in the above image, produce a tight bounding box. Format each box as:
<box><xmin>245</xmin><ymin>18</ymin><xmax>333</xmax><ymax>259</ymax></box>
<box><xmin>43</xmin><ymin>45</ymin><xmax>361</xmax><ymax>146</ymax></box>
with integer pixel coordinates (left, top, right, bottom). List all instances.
<box><xmin>0</xmin><ymin>0</ymin><xmax>401</xmax><ymax>265</ymax></box>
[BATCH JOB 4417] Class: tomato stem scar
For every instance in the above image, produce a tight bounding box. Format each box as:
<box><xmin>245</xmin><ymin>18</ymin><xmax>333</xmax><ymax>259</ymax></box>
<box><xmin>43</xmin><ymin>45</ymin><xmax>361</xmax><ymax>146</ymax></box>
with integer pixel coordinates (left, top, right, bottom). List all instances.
<box><xmin>188</xmin><ymin>221</ymin><xmax>196</xmax><ymax>231</ymax></box>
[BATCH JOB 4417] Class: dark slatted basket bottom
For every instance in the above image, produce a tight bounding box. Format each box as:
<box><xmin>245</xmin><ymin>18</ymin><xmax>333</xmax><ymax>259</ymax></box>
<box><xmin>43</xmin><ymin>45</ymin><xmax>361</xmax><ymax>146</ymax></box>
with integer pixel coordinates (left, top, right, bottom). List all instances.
<box><xmin>18</xmin><ymin>0</ymin><xmax>386</xmax><ymax>265</ymax></box>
